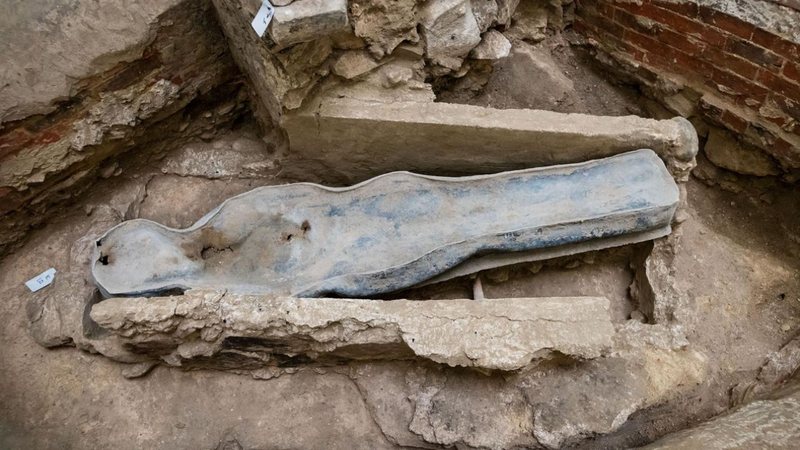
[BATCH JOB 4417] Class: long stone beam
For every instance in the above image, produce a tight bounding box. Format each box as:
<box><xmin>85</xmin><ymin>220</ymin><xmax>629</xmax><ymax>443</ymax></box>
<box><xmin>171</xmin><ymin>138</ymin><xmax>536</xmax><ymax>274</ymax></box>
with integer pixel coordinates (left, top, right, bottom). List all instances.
<box><xmin>282</xmin><ymin>97</ymin><xmax>698</xmax><ymax>183</ymax></box>
<box><xmin>90</xmin><ymin>290</ymin><xmax>615</xmax><ymax>372</ymax></box>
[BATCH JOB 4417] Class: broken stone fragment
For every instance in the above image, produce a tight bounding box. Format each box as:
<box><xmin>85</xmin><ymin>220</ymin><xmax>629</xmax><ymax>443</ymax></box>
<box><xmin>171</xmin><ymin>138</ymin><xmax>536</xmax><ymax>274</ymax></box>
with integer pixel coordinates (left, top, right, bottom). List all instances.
<box><xmin>704</xmin><ymin>128</ymin><xmax>779</xmax><ymax>177</ymax></box>
<box><xmin>332</xmin><ymin>50</ymin><xmax>383</xmax><ymax>79</ymax></box>
<box><xmin>419</xmin><ymin>0</ymin><xmax>482</xmax><ymax>70</ymax></box>
<box><xmin>90</xmin><ymin>290</ymin><xmax>616</xmax><ymax>371</ymax></box>
<box><xmin>269</xmin><ymin>0</ymin><xmax>349</xmax><ymax>47</ymax></box>
<box><xmin>470</xmin><ymin>30</ymin><xmax>511</xmax><ymax>60</ymax></box>
<box><xmin>350</xmin><ymin>0</ymin><xmax>420</xmax><ymax>58</ymax></box>
<box><xmin>505</xmin><ymin>0</ymin><xmax>549</xmax><ymax>42</ymax></box>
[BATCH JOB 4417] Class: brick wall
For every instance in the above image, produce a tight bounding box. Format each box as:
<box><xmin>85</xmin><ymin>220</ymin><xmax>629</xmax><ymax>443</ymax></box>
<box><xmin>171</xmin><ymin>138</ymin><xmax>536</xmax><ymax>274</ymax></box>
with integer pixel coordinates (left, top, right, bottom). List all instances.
<box><xmin>574</xmin><ymin>0</ymin><xmax>800</xmax><ymax>174</ymax></box>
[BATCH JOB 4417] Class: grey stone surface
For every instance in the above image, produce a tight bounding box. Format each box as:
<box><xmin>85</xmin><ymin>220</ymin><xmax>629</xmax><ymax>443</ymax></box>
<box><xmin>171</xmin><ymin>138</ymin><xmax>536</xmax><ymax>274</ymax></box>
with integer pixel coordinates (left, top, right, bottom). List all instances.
<box><xmin>704</xmin><ymin>128</ymin><xmax>779</xmax><ymax>177</ymax></box>
<box><xmin>419</xmin><ymin>0</ymin><xmax>482</xmax><ymax>70</ymax></box>
<box><xmin>472</xmin><ymin>0</ymin><xmax>499</xmax><ymax>31</ymax></box>
<box><xmin>505</xmin><ymin>0</ymin><xmax>549</xmax><ymax>42</ymax></box>
<box><xmin>496</xmin><ymin>0</ymin><xmax>521</xmax><ymax>25</ymax></box>
<box><xmin>470</xmin><ymin>29</ymin><xmax>512</xmax><ymax>59</ymax></box>
<box><xmin>643</xmin><ymin>383</ymin><xmax>800</xmax><ymax>449</ymax></box>
<box><xmin>90</xmin><ymin>290</ymin><xmax>616</xmax><ymax>371</ymax></box>
<box><xmin>269</xmin><ymin>0</ymin><xmax>349</xmax><ymax>47</ymax></box>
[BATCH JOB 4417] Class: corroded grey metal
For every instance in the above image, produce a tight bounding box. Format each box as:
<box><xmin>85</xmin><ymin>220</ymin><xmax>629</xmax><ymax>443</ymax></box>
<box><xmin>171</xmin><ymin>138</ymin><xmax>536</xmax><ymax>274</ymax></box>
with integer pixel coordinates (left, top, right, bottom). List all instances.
<box><xmin>91</xmin><ymin>149</ymin><xmax>679</xmax><ymax>298</ymax></box>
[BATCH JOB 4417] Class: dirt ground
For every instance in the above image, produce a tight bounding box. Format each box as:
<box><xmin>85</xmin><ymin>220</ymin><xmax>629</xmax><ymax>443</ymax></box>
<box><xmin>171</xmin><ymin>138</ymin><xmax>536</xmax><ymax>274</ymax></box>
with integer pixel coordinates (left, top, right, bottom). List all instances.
<box><xmin>1</xmin><ymin>36</ymin><xmax>799</xmax><ymax>449</ymax></box>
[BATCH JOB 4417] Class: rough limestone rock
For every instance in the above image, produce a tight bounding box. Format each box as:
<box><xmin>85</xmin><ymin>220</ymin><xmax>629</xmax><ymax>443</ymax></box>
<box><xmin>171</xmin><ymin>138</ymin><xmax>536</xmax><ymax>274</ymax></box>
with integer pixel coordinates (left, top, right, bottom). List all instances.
<box><xmin>494</xmin><ymin>43</ymin><xmax>574</xmax><ymax>104</ymax></box>
<box><xmin>704</xmin><ymin>128</ymin><xmax>779</xmax><ymax>176</ymax></box>
<box><xmin>643</xmin><ymin>383</ymin><xmax>800</xmax><ymax>449</ymax></box>
<box><xmin>496</xmin><ymin>0</ymin><xmax>521</xmax><ymax>26</ymax></box>
<box><xmin>419</xmin><ymin>0</ymin><xmax>483</xmax><ymax>70</ymax></box>
<box><xmin>269</xmin><ymin>0</ymin><xmax>349</xmax><ymax>47</ymax></box>
<box><xmin>505</xmin><ymin>0</ymin><xmax>549</xmax><ymax>42</ymax></box>
<box><xmin>350</xmin><ymin>0</ymin><xmax>420</xmax><ymax>58</ymax></box>
<box><xmin>332</xmin><ymin>50</ymin><xmax>384</xmax><ymax>79</ymax></box>
<box><xmin>472</xmin><ymin>0</ymin><xmax>500</xmax><ymax>32</ymax></box>
<box><xmin>470</xmin><ymin>30</ymin><xmax>512</xmax><ymax>60</ymax></box>
<box><xmin>90</xmin><ymin>290</ymin><xmax>616</xmax><ymax>371</ymax></box>
<box><xmin>350</xmin><ymin>325</ymin><xmax>706</xmax><ymax>450</ymax></box>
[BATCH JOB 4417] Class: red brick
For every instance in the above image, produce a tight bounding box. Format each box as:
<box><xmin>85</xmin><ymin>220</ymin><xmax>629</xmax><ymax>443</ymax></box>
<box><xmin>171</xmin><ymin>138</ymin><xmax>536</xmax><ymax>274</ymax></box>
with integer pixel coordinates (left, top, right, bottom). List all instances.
<box><xmin>612</xmin><ymin>8</ymin><xmax>650</xmax><ymax>32</ymax></box>
<box><xmin>757</xmin><ymin>70</ymin><xmax>800</xmax><ymax>100</ymax></box>
<box><xmin>623</xmin><ymin>28</ymin><xmax>677</xmax><ymax>59</ymax></box>
<box><xmin>652</xmin><ymin>0</ymin><xmax>698</xmax><ymax>18</ymax></box>
<box><xmin>698</xmin><ymin>7</ymin><xmax>754</xmax><ymax>40</ymax></box>
<box><xmin>671</xmin><ymin>48</ymin><xmax>714</xmax><ymax>75</ymax></box>
<box><xmin>772</xmin><ymin>94</ymin><xmax>800</xmax><ymax>120</ymax></box>
<box><xmin>615</xmin><ymin>1</ymin><xmax>707</xmax><ymax>37</ymax></box>
<box><xmin>592</xmin><ymin>11</ymin><xmax>626</xmax><ymax>37</ymax></box>
<box><xmin>710</xmin><ymin>68</ymin><xmax>769</xmax><ymax>100</ymax></box>
<box><xmin>695</xmin><ymin>23</ymin><xmax>728</xmax><ymax>48</ymax></box>
<box><xmin>751</xmin><ymin>28</ymin><xmax>800</xmax><ymax>61</ymax></box>
<box><xmin>721</xmin><ymin>109</ymin><xmax>749</xmax><ymax>133</ymax></box>
<box><xmin>656</xmin><ymin>27</ymin><xmax>707</xmax><ymax>56</ymax></box>
<box><xmin>698</xmin><ymin>97</ymin><xmax>725</xmax><ymax>122</ymax></box>
<box><xmin>726</xmin><ymin>38</ymin><xmax>784</xmax><ymax>70</ymax></box>
<box><xmin>783</xmin><ymin>62</ymin><xmax>800</xmax><ymax>85</ymax></box>
<box><xmin>769</xmin><ymin>136</ymin><xmax>800</xmax><ymax>167</ymax></box>
<box><xmin>702</xmin><ymin>47</ymin><xmax>760</xmax><ymax>80</ymax></box>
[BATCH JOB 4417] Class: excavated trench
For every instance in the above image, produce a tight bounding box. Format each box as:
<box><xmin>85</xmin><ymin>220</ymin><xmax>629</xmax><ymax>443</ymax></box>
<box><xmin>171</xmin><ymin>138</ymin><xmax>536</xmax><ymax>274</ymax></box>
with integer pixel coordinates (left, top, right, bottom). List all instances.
<box><xmin>1</xmin><ymin>1</ymin><xmax>800</xmax><ymax>449</ymax></box>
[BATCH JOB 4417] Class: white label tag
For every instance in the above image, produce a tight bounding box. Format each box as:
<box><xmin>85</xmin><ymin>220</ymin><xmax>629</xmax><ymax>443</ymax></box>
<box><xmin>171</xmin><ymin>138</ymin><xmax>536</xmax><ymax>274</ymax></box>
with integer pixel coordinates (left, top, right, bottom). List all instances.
<box><xmin>25</xmin><ymin>268</ymin><xmax>56</xmax><ymax>293</ymax></box>
<box><xmin>251</xmin><ymin>0</ymin><xmax>275</xmax><ymax>37</ymax></box>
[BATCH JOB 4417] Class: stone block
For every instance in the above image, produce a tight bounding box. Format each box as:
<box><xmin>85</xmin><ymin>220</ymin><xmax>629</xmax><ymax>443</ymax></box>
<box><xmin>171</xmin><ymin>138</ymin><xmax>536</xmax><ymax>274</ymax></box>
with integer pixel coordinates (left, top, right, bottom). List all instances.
<box><xmin>704</xmin><ymin>127</ymin><xmax>779</xmax><ymax>176</ymax></box>
<box><xmin>419</xmin><ymin>0</ymin><xmax>482</xmax><ymax>70</ymax></box>
<box><xmin>282</xmin><ymin>97</ymin><xmax>699</xmax><ymax>182</ymax></box>
<box><xmin>269</xmin><ymin>0</ymin><xmax>349</xmax><ymax>47</ymax></box>
<box><xmin>470</xmin><ymin>29</ymin><xmax>512</xmax><ymax>59</ymax></box>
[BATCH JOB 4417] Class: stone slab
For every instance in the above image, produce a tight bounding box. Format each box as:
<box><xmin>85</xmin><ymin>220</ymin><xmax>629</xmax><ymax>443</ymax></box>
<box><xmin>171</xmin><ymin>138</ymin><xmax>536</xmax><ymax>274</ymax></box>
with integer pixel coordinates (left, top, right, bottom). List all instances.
<box><xmin>90</xmin><ymin>290</ymin><xmax>616</xmax><ymax>371</ymax></box>
<box><xmin>281</xmin><ymin>97</ymin><xmax>699</xmax><ymax>182</ymax></box>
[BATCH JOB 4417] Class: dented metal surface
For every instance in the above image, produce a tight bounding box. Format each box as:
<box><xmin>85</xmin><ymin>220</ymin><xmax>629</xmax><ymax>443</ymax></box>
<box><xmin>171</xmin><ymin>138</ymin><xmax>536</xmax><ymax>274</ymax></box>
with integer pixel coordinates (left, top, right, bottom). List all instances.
<box><xmin>91</xmin><ymin>149</ymin><xmax>679</xmax><ymax>298</ymax></box>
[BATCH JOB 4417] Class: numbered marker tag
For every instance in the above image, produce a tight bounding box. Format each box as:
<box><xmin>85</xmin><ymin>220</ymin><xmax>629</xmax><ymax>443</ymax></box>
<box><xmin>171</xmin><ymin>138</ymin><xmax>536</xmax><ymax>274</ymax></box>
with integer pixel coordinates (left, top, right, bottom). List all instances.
<box><xmin>251</xmin><ymin>0</ymin><xmax>275</xmax><ymax>37</ymax></box>
<box><xmin>25</xmin><ymin>268</ymin><xmax>57</xmax><ymax>293</ymax></box>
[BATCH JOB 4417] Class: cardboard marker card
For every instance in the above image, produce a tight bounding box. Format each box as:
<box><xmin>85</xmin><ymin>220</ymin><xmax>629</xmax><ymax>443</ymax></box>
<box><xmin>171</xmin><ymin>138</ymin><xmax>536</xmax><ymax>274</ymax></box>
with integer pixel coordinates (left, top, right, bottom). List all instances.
<box><xmin>251</xmin><ymin>0</ymin><xmax>275</xmax><ymax>37</ymax></box>
<box><xmin>25</xmin><ymin>268</ymin><xmax>56</xmax><ymax>292</ymax></box>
